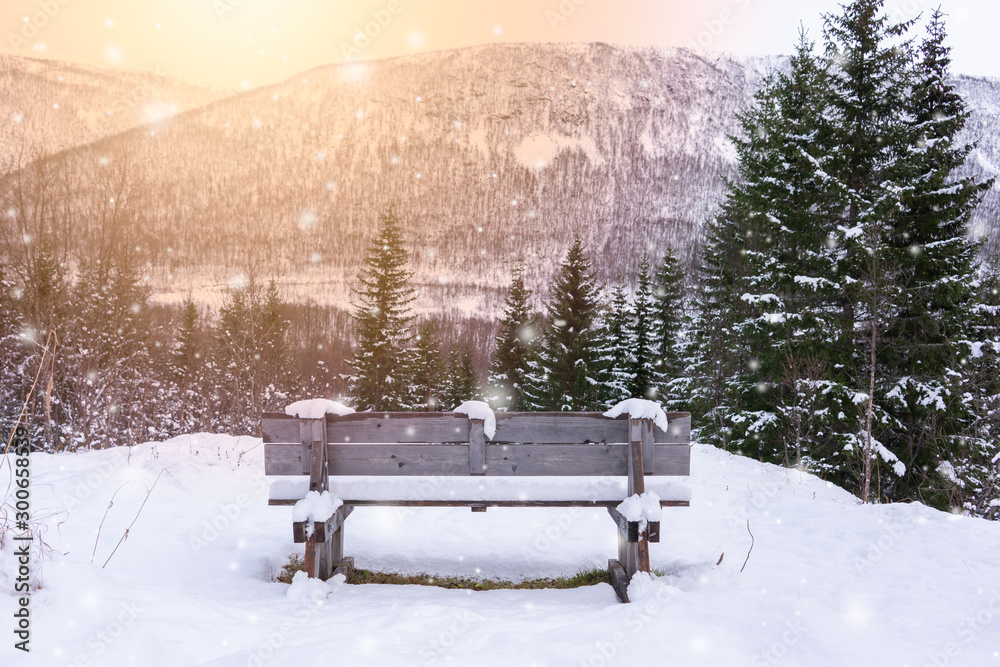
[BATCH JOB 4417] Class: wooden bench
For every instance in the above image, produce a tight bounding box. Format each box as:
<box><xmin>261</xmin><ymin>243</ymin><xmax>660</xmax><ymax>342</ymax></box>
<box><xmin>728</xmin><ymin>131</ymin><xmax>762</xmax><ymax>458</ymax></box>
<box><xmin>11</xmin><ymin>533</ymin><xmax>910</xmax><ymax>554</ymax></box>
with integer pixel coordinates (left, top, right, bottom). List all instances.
<box><xmin>262</xmin><ymin>410</ymin><xmax>692</xmax><ymax>603</ymax></box>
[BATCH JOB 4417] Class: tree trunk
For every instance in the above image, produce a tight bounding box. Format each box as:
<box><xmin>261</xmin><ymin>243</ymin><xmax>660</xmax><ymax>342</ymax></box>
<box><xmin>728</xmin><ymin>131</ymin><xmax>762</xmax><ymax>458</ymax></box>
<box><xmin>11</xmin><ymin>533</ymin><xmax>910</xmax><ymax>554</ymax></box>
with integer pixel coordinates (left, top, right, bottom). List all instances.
<box><xmin>862</xmin><ymin>302</ymin><xmax>877</xmax><ymax>504</ymax></box>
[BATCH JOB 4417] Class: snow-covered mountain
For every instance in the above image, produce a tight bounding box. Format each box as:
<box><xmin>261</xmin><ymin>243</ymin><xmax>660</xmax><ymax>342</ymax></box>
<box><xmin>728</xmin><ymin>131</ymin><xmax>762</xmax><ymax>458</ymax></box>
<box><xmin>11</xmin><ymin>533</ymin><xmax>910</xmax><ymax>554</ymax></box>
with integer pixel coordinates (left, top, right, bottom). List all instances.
<box><xmin>0</xmin><ymin>55</ymin><xmax>229</xmax><ymax>160</ymax></box>
<box><xmin>2</xmin><ymin>45</ymin><xmax>998</xmax><ymax>311</ymax></box>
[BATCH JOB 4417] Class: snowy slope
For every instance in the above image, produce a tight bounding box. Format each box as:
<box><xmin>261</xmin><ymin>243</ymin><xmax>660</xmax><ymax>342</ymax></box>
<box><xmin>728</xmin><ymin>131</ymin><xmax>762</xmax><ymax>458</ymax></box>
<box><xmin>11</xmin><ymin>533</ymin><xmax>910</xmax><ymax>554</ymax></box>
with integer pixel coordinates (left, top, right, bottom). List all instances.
<box><xmin>3</xmin><ymin>435</ymin><xmax>999</xmax><ymax>666</ymax></box>
<box><xmin>0</xmin><ymin>55</ymin><xmax>229</xmax><ymax>161</ymax></box>
<box><xmin>4</xmin><ymin>46</ymin><xmax>997</xmax><ymax>314</ymax></box>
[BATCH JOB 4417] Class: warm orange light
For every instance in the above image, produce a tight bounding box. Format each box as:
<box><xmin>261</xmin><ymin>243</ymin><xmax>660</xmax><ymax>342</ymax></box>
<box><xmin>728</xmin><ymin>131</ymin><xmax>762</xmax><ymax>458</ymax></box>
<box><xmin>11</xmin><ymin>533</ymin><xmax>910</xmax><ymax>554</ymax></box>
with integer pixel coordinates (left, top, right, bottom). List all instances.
<box><xmin>0</xmin><ymin>0</ymin><xmax>997</xmax><ymax>86</ymax></box>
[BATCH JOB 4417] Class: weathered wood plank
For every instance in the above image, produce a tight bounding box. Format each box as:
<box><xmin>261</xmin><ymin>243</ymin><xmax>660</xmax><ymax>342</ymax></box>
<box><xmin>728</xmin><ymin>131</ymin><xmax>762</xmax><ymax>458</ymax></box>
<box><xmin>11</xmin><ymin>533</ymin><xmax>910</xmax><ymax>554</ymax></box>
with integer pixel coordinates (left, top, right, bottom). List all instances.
<box><xmin>262</xmin><ymin>415</ymin><xmax>300</xmax><ymax>443</ymax></box>
<box><xmin>327</xmin><ymin>444</ymin><xmax>470</xmax><ymax>476</ymax></box>
<box><xmin>318</xmin><ymin>525</ymin><xmax>334</xmax><ymax>580</ymax></box>
<box><xmin>270</xmin><ymin>498</ymin><xmax>692</xmax><ymax>507</ymax></box>
<box><xmin>608</xmin><ymin>559</ymin><xmax>630</xmax><ymax>604</ymax></box>
<box><xmin>333</xmin><ymin>556</ymin><xmax>354</xmax><ymax>581</ymax></box>
<box><xmin>617</xmin><ymin>520</ymin><xmax>628</xmax><ymax>570</ymax></box>
<box><xmin>302</xmin><ymin>417</ymin><xmax>329</xmax><ymax>579</ymax></box>
<box><xmin>608</xmin><ymin>506</ymin><xmax>631</xmax><ymax>540</ymax></box>
<box><xmin>303</xmin><ymin>534</ymin><xmax>319</xmax><ymax>579</ymax></box>
<box><xmin>655</xmin><ymin>444</ymin><xmax>691</xmax><ymax>476</ymax></box>
<box><xmin>322</xmin><ymin>443</ymin><xmax>634</xmax><ymax>476</ymax></box>
<box><xmin>492</xmin><ymin>413</ymin><xmax>689</xmax><ymax>444</ymax></box>
<box><xmin>629</xmin><ymin>421</ymin><xmax>647</xmax><ymax>496</ymax></box>
<box><xmin>298</xmin><ymin>420</ymin><xmax>312</xmax><ymax>475</ymax></box>
<box><xmin>261</xmin><ymin>412</ymin><xmax>692</xmax><ymax>446</ymax></box>
<box><xmin>331</xmin><ymin>505</ymin><xmax>350</xmax><ymax>569</ymax></box>
<box><xmin>266</xmin><ymin>442</ymin><xmax>690</xmax><ymax>477</ymax></box>
<box><xmin>305</xmin><ymin>418</ymin><xmax>328</xmax><ymax>494</ymax></box>
<box><xmin>493</xmin><ymin>413</ymin><xmax>626</xmax><ymax>444</ymax></box>
<box><xmin>292</xmin><ymin>504</ymin><xmax>353</xmax><ymax>544</ymax></box>
<box><xmin>263</xmin><ymin>444</ymin><xmax>304</xmax><ymax>475</ymax></box>
<box><xmin>328</xmin><ymin>413</ymin><xmax>471</xmax><ymax>443</ymax></box>
<box><xmin>469</xmin><ymin>419</ymin><xmax>486</xmax><ymax>475</ymax></box>
<box><xmin>627</xmin><ymin>434</ymin><xmax>650</xmax><ymax>576</ymax></box>
<box><xmin>485</xmin><ymin>443</ymin><xmax>628</xmax><ymax>476</ymax></box>
<box><xmin>630</xmin><ymin>419</ymin><xmax>656</xmax><ymax>475</ymax></box>
<box><xmin>663</xmin><ymin>413</ymin><xmax>691</xmax><ymax>444</ymax></box>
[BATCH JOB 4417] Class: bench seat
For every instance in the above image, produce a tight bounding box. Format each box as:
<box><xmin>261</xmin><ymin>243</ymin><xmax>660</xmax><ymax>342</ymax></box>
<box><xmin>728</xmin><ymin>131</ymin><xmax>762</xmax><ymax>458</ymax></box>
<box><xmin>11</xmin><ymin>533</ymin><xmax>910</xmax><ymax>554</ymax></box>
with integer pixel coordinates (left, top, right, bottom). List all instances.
<box><xmin>262</xmin><ymin>409</ymin><xmax>692</xmax><ymax>602</ymax></box>
<box><xmin>267</xmin><ymin>476</ymin><xmax>691</xmax><ymax>506</ymax></box>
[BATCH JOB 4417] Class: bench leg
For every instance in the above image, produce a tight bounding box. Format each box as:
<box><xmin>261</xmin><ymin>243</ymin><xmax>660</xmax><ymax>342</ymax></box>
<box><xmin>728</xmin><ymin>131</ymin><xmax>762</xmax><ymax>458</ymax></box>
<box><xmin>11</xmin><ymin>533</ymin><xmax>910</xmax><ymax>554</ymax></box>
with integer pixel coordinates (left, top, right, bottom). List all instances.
<box><xmin>333</xmin><ymin>556</ymin><xmax>354</xmax><ymax>581</ymax></box>
<box><xmin>304</xmin><ymin>504</ymin><xmax>351</xmax><ymax>581</ymax></box>
<box><xmin>332</xmin><ymin>512</ymin><xmax>345</xmax><ymax>564</ymax></box>
<box><xmin>318</xmin><ymin>529</ymin><xmax>334</xmax><ymax>580</ymax></box>
<box><xmin>301</xmin><ymin>520</ymin><xmax>335</xmax><ymax>580</ymax></box>
<box><xmin>636</xmin><ymin>531</ymin><xmax>650</xmax><ymax>576</ymax></box>
<box><xmin>617</xmin><ymin>526</ymin><xmax>629</xmax><ymax>576</ymax></box>
<box><xmin>303</xmin><ymin>535</ymin><xmax>320</xmax><ymax>579</ymax></box>
<box><xmin>608</xmin><ymin>559</ymin><xmax>630</xmax><ymax>603</ymax></box>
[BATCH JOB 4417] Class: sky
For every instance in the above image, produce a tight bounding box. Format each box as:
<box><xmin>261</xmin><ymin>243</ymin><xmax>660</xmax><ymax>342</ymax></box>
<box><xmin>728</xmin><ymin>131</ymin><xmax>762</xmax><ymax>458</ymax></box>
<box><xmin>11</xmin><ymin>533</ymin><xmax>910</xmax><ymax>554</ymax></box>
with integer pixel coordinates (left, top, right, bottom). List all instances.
<box><xmin>2</xmin><ymin>0</ymin><xmax>998</xmax><ymax>88</ymax></box>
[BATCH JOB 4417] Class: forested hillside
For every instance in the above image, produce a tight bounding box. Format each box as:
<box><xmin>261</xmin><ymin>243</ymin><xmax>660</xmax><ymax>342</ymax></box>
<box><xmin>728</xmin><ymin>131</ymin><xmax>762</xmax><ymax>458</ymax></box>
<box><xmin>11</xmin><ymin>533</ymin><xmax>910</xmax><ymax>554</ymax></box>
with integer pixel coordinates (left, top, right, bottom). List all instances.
<box><xmin>1</xmin><ymin>34</ymin><xmax>997</xmax><ymax>514</ymax></box>
<box><xmin>3</xmin><ymin>44</ymin><xmax>996</xmax><ymax>311</ymax></box>
<box><xmin>0</xmin><ymin>55</ymin><xmax>228</xmax><ymax>159</ymax></box>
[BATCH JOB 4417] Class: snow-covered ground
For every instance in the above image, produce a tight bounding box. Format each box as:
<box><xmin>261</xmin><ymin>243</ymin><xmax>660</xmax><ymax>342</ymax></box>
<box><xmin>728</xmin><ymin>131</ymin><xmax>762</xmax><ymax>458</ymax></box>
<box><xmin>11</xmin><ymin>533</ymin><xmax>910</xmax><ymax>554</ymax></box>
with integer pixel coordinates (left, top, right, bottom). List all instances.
<box><xmin>3</xmin><ymin>434</ymin><xmax>999</xmax><ymax>666</ymax></box>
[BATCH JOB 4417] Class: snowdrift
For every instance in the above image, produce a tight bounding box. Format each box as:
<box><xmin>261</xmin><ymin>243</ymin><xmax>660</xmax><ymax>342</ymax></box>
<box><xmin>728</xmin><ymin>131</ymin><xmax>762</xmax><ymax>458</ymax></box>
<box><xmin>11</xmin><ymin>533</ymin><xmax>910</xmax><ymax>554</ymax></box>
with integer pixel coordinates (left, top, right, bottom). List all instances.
<box><xmin>2</xmin><ymin>434</ymin><xmax>999</xmax><ymax>666</ymax></box>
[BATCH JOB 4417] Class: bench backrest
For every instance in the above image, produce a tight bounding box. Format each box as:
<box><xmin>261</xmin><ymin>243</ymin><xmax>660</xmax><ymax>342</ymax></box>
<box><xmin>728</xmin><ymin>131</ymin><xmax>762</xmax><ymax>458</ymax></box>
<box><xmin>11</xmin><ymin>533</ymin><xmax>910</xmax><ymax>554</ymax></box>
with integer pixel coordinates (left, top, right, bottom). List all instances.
<box><xmin>262</xmin><ymin>411</ymin><xmax>691</xmax><ymax>477</ymax></box>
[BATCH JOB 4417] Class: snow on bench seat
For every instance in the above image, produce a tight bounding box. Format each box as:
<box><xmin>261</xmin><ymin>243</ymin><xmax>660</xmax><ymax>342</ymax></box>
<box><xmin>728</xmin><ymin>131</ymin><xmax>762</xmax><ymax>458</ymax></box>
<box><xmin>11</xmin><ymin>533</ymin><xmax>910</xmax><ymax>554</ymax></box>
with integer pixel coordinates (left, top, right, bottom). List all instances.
<box><xmin>268</xmin><ymin>476</ymin><xmax>692</xmax><ymax>506</ymax></box>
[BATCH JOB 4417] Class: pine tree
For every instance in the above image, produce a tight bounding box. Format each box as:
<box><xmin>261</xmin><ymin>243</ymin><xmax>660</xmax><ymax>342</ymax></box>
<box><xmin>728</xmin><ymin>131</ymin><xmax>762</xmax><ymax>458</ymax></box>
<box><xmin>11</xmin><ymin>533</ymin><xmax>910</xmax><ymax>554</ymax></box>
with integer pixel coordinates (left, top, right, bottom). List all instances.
<box><xmin>879</xmin><ymin>7</ymin><xmax>994</xmax><ymax>505</ymax></box>
<box><xmin>688</xmin><ymin>200</ymin><xmax>757</xmax><ymax>452</ymax></box>
<box><xmin>626</xmin><ymin>256</ymin><xmax>660</xmax><ymax>400</ymax></box>
<box><xmin>349</xmin><ymin>206</ymin><xmax>416</xmax><ymax>411</ymax></box>
<box><xmin>170</xmin><ymin>297</ymin><xmax>208</xmax><ymax>433</ymax></box>
<box><xmin>259</xmin><ymin>279</ymin><xmax>295</xmax><ymax>410</ymax></box>
<box><xmin>487</xmin><ymin>261</ymin><xmax>538</xmax><ymax>411</ymax></box>
<box><xmin>820</xmin><ymin>0</ymin><xmax>924</xmax><ymax>499</ymax></box>
<box><xmin>524</xmin><ymin>235</ymin><xmax>605</xmax><ymax>411</ymax></box>
<box><xmin>599</xmin><ymin>279</ymin><xmax>633</xmax><ymax>405</ymax></box>
<box><xmin>63</xmin><ymin>251</ymin><xmax>154</xmax><ymax>448</ymax></box>
<box><xmin>652</xmin><ymin>247</ymin><xmax>685</xmax><ymax>385</ymax></box>
<box><xmin>0</xmin><ymin>266</ymin><xmax>27</xmax><ymax>440</ymax></box>
<box><xmin>442</xmin><ymin>344</ymin><xmax>480</xmax><ymax>410</ymax></box>
<box><xmin>721</xmin><ymin>31</ymin><xmax>856</xmax><ymax>468</ymax></box>
<box><xmin>692</xmin><ymin>2</ymin><xmax>991</xmax><ymax>504</ymax></box>
<box><xmin>958</xmin><ymin>260</ymin><xmax>1000</xmax><ymax>518</ymax></box>
<box><xmin>216</xmin><ymin>277</ymin><xmax>294</xmax><ymax>433</ymax></box>
<box><xmin>410</xmin><ymin>318</ymin><xmax>445</xmax><ymax>411</ymax></box>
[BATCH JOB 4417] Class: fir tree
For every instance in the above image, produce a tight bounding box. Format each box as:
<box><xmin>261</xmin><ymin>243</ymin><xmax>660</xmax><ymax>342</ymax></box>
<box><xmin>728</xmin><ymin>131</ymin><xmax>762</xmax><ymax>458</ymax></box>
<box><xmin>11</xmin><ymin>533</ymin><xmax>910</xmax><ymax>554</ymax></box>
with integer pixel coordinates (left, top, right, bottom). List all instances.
<box><xmin>688</xmin><ymin>200</ymin><xmax>758</xmax><ymax>452</ymax></box>
<box><xmin>959</xmin><ymin>259</ymin><xmax>1000</xmax><ymax>518</ymax></box>
<box><xmin>626</xmin><ymin>256</ymin><xmax>660</xmax><ymax>400</ymax></box>
<box><xmin>216</xmin><ymin>277</ymin><xmax>294</xmax><ymax>433</ymax></box>
<box><xmin>821</xmin><ymin>0</ymin><xmax>923</xmax><ymax>499</ymax></box>
<box><xmin>880</xmin><ymin>7</ymin><xmax>994</xmax><ymax>504</ymax></box>
<box><xmin>486</xmin><ymin>261</ymin><xmax>538</xmax><ymax>411</ymax></box>
<box><xmin>442</xmin><ymin>344</ymin><xmax>480</xmax><ymax>409</ymax></box>
<box><xmin>63</xmin><ymin>251</ymin><xmax>154</xmax><ymax>448</ymax></box>
<box><xmin>723</xmin><ymin>31</ymin><xmax>854</xmax><ymax>467</ymax></box>
<box><xmin>0</xmin><ymin>266</ymin><xmax>27</xmax><ymax>440</ymax></box>
<box><xmin>410</xmin><ymin>318</ymin><xmax>445</xmax><ymax>411</ymax></box>
<box><xmin>692</xmin><ymin>2</ymin><xmax>991</xmax><ymax>505</ymax></box>
<box><xmin>524</xmin><ymin>235</ymin><xmax>605</xmax><ymax>411</ymax></box>
<box><xmin>349</xmin><ymin>206</ymin><xmax>416</xmax><ymax>411</ymax></box>
<box><xmin>169</xmin><ymin>297</ymin><xmax>211</xmax><ymax>433</ymax></box>
<box><xmin>652</xmin><ymin>247</ymin><xmax>685</xmax><ymax>384</ymax></box>
<box><xmin>599</xmin><ymin>279</ymin><xmax>633</xmax><ymax>405</ymax></box>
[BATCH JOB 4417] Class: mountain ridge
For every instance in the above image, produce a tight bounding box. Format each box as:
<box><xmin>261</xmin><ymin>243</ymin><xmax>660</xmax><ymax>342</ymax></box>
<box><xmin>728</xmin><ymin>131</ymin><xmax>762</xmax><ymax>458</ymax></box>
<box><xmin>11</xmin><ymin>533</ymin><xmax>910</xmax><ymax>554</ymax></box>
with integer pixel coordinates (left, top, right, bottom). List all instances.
<box><xmin>2</xmin><ymin>44</ymin><xmax>997</xmax><ymax>314</ymax></box>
